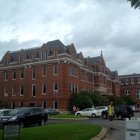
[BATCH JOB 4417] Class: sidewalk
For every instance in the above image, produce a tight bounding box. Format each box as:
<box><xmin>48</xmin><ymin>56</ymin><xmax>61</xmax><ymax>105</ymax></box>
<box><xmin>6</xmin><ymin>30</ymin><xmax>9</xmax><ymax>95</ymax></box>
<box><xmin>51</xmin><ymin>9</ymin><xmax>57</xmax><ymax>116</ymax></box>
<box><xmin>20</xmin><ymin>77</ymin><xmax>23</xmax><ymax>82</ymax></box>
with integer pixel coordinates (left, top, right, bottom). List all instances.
<box><xmin>90</xmin><ymin>127</ymin><xmax>107</xmax><ymax>140</ymax></box>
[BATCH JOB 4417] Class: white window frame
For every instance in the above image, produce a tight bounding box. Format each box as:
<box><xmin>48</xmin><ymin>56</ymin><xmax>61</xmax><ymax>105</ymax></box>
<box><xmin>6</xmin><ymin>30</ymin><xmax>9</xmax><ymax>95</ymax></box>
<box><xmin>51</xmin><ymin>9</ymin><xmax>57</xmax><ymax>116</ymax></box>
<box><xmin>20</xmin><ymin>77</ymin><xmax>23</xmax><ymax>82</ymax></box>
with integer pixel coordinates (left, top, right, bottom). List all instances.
<box><xmin>42</xmin><ymin>83</ymin><xmax>46</xmax><ymax>94</ymax></box>
<box><xmin>5</xmin><ymin>72</ymin><xmax>8</xmax><ymax>81</ymax></box>
<box><xmin>53</xmin><ymin>82</ymin><xmax>58</xmax><ymax>94</ymax></box>
<box><xmin>12</xmin><ymin>86</ymin><xmax>16</xmax><ymax>96</ymax></box>
<box><xmin>138</xmin><ymin>78</ymin><xmax>140</xmax><ymax>84</ymax></box>
<box><xmin>4</xmin><ymin>87</ymin><xmax>8</xmax><ymax>96</ymax></box>
<box><xmin>42</xmin><ymin>67</ymin><xmax>46</xmax><ymax>76</ymax></box>
<box><xmin>131</xmin><ymin>78</ymin><xmax>134</xmax><ymax>84</ymax></box>
<box><xmin>13</xmin><ymin>71</ymin><xmax>16</xmax><ymax>80</ymax></box>
<box><xmin>125</xmin><ymin>79</ymin><xmax>128</xmax><ymax>85</ymax></box>
<box><xmin>20</xmin><ymin>70</ymin><xmax>24</xmax><ymax>79</ymax></box>
<box><xmin>20</xmin><ymin>86</ymin><xmax>24</xmax><ymax>96</ymax></box>
<box><xmin>125</xmin><ymin>90</ymin><xmax>130</xmax><ymax>96</ymax></box>
<box><xmin>54</xmin><ymin>65</ymin><xmax>58</xmax><ymax>75</ymax></box>
<box><xmin>32</xmin><ymin>68</ymin><xmax>36</xmax><ymax>79</ymax></box>
<box><xmin>19</xmin><ymin>102</ymin><xmax>23</xmax><ymax>107</ymax></box>
<box><xmin>137</xmin><ymin>89</ymin><xmax>140</xmax><ymax>99</ymax></box>
<box><xmin>32</xmin><ymin>84</ymin><xmax>36</xmax><ymax>97</ymax></box>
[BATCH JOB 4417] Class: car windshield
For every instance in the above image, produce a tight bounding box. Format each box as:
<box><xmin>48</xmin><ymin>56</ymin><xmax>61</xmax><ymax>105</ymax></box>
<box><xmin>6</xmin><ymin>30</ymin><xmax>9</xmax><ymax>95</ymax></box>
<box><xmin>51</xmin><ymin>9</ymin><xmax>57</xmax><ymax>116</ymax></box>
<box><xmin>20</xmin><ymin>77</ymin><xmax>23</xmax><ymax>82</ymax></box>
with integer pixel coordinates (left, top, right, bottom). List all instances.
<box><xmin>9</xmin><ymin>108</ymin><xmax>27</xmax><ymax>115</ymax></box>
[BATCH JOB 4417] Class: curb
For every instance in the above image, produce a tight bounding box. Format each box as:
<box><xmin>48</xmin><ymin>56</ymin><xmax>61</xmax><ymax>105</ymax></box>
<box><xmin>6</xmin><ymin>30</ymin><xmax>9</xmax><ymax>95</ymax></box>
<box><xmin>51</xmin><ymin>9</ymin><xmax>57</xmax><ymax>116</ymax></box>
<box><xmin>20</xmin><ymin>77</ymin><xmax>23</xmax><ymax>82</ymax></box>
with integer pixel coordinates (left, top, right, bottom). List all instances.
<box><xmin>90</xmin><ymin>127</ymin><xmax>107</xmax><ymax>140</ymax></box>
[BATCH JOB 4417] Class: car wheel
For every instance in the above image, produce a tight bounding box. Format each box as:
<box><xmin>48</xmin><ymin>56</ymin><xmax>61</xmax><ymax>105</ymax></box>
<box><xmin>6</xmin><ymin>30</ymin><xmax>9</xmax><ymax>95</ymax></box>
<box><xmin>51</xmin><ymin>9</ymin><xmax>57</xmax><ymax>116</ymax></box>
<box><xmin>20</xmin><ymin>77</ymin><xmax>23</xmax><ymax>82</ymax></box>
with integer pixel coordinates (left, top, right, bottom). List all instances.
<box><xmin>92</xmin><ymin>113</ymin><xmax>96</xmax><ymax>118</ymax></box>
<box><xmin>19</xmin><ymin>121</ymin><xmax>25</xmax><ymax>128</ymax></box>
<box><xmin>77</xmin><ymin>113</ymin><xmax>81</xmax><ymax>116</ymax></box>
<box><xmin>102</xmin><ymin>113</ymin><xmax>107</xmax><ymax>119</ymax></box>
<box><xmin>39</xmin><ymin>119</ymin><xmax>45</xmax><ymax>126</ymax></box>
<box><xmin>118</xmin><ymin>114</ymin><xmax>123</xmax><ymax>120</ymax></box>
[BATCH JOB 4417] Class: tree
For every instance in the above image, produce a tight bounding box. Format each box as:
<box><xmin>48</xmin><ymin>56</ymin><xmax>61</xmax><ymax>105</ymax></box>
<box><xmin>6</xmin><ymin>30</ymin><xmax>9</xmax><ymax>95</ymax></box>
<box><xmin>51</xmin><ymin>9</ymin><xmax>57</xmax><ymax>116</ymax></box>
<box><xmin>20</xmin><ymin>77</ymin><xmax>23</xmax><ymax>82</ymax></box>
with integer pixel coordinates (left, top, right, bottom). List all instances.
<box><xmin>122</xmin><ymin>95</ymin><xmax>137</xmax><ymax>105</ymax></box>
<box><xmin>128</xmin><ymin>0</ymin><xmax>140</xmax><ymax>9</ymax></box>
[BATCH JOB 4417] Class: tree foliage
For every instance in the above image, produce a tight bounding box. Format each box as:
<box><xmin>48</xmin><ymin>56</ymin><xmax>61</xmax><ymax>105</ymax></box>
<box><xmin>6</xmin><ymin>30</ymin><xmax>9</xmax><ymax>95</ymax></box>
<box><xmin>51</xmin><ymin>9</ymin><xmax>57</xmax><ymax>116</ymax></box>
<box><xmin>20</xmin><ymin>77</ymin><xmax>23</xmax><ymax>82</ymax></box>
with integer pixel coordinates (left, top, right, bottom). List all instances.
<box><xmin>128</xmin><ymin>0</ymin><xmax>140</xmax><ymax>9</ymax></box>
<box><xmin>122</xmin><ymin>95</ymin><xmax>137</xmax><ymax>105</ymax></box>
<box><xmin>69</xmin><ymin>91</ymin><xmax>138</xmax><ymax>111</ymax></box>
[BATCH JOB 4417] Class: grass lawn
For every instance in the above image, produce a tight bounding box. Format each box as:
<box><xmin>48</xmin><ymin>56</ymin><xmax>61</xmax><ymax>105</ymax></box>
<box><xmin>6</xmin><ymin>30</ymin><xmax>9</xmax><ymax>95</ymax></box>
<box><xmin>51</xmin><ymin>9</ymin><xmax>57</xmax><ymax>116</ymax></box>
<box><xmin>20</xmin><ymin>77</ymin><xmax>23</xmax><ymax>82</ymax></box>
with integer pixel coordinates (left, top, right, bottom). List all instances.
<box><xmin>0</xmin><ymin>123</ymin><xmax>102</xmax><ymax>140</ymax></box>
<box><xmin>48</xmin><ymin>114</ymin><xmax>87</xmax><ymax>119</ymax></box>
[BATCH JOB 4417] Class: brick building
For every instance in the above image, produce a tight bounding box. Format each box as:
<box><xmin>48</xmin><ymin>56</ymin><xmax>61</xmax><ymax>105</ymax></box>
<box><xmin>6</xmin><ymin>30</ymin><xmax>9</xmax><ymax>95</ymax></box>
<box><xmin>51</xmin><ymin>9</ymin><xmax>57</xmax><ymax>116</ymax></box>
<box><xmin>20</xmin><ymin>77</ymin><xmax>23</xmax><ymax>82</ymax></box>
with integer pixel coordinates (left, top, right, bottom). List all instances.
<box><xmin>0</xmin><ymin>40</ymin><xmax>120</xmax><ymax>110</ymax></box>
<box><xmin>119</xmin><ymin>73</ymin><xmax>140</xmax><ymax>105</ymax></box>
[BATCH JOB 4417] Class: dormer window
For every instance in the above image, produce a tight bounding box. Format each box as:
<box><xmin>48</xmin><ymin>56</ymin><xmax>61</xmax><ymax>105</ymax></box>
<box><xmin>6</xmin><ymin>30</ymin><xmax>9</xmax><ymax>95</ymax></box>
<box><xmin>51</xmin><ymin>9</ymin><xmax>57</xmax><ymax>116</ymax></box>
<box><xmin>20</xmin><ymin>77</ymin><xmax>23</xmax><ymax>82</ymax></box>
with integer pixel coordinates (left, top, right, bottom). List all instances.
<box><xmin>4</xmin><ymin>59</ymin><xmax>9</xmax><ymax>66</ymax></box>
<box><xmin>40</xmin><ymin>51</ymin><xmax>48</xmax><ymax>61</ymax></box>
<box><xmin>19</xmin><ymin>56</ymin><xmax>24</xmax><ymax>64</ymax></box>
<box><xmin>138</xmin><ymin>78</ymin><xmax>140</xmax><ymax>84</ymax></box>
<box><xmin>54</xmin><ymin>51</ymin><xmax>57</xmax><ymax>58</ymax></box>
<box><xmin>131</xmin><ymin>78</ymin><xmax>134</xmax><ymax>84</ymax></box>
<box><xmin>125</xmin><ymin>79</ymin><xmax>128</xmax><ymax>85</ymax></box>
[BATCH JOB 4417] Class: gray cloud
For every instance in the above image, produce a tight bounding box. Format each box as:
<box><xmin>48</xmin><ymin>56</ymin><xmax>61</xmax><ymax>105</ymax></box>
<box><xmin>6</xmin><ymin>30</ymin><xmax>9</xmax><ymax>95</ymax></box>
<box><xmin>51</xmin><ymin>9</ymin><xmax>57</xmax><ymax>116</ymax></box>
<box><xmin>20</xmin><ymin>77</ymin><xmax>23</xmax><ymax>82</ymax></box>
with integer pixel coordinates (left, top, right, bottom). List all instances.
<box><xmin>0</xmin><ymin>0</ymin><xmax>139</xmax><ymax>75</ymax></box>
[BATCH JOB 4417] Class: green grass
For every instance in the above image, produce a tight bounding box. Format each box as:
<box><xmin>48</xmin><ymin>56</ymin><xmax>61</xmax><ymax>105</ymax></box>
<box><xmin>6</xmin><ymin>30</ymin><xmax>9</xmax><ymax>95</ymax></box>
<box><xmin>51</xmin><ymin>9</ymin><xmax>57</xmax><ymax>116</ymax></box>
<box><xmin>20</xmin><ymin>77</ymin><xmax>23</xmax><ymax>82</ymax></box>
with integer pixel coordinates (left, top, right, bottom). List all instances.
<box><xmin>0</xmin><ymin>123</ymin><xmax>102</xmax><ymax>140</ymax></box>
<box><xmin>49</xmin><ymin>114</ymin><xmax>87</xmax><ymax>119</ymax></box>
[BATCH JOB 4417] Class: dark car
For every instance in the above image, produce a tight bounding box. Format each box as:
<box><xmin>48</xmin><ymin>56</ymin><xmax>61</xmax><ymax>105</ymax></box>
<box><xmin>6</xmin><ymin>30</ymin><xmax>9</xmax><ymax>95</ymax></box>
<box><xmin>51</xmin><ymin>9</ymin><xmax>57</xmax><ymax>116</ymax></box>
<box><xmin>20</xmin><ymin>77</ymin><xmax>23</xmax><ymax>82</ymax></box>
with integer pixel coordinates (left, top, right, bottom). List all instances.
<box><xmin>0</xmin><ymin>109</ymin><xmax>12</xmax><ymax>116</ymax></box>
<box><xmin>44</xmin><ymin>108</ymin><xmax>59</xmax><ymax>115</ymax></box>
<box><xmin>102</xmin><ymin>105</ymin><xmax>134</xmax><ymax>120</ymax></box>
<box><xmin>0</xmin><ymin>106</ymin><xmax>48</xmax><ymax>128</ymax></box>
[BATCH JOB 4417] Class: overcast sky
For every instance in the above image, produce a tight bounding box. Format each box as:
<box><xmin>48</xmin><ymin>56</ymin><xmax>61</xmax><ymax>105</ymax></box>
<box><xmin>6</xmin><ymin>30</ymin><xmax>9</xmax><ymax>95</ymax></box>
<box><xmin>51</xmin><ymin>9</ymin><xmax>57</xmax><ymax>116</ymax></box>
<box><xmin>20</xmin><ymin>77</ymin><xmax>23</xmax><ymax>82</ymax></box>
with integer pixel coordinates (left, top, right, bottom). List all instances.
<box><xmin>0</xmin><ymin>0</ymin><xmax>140</xmax><ymax>75</ymax></box>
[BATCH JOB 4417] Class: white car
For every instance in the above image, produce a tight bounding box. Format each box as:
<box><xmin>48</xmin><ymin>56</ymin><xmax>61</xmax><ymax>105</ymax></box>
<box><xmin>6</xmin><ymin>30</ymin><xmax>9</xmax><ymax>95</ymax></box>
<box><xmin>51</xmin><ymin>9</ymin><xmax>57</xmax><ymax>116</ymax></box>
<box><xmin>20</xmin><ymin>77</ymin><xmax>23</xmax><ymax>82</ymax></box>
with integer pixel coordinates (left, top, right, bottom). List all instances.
<box><xmin>75</xmin><ymin>108</ymin><xmax>100</xmax><ymax>118</ymax></box>
<box><xmin>95</xmin><ymin>106</ymin><xmax>107</xmax><ymax>116</ymax></box>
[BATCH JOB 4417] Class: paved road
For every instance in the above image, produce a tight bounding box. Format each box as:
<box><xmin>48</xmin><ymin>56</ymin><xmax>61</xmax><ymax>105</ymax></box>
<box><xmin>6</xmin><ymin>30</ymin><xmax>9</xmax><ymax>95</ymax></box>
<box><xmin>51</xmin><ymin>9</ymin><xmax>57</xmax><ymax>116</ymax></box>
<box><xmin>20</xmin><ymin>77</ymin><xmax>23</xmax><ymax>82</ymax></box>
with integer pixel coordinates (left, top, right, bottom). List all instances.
<box><xmin>47</xmin><ymin>112</ymin><xmax>140</xmax><ymax>140</ymax></box>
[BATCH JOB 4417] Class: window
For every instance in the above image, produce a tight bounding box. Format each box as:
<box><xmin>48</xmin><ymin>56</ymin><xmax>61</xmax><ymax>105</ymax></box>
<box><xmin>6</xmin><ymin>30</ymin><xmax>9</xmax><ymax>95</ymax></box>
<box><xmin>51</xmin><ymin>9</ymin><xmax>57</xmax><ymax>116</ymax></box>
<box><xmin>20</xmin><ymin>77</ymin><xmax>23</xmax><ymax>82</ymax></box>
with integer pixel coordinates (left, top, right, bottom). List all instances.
<box><xmin>11</xmin><ymin>102</ymin><xmax>15</xmax><ymax>109</ymax></box>
<box><xmin>69</xmin><ymin>66</ymin><xmax>78</xmax><ymax>77</ymax></box>
<box><xmin>42</xmin><ymin>84</ymin><xmax>46</xmax><ymax>94</ymax></box>
<box><xmin>4</xmin><ymin>87</ymin><xmax>8</xmax><ymax>96</ymax></box>
<box><xmin>32</xmin><ymin>54</ymin><xmax>35</xmax><ymax>61</ymax></box>
<box><xmin>81</xmin><ymin>72</ymin><xmax>85</xmax><ymax>80</ymax></box>
<box><xmin>32</xmin><ymin>68</ymin><xmax>36</xmax><ymax>79</ymax></box>
<box><xmin>54</xmin><ymin>51</ymin><xmax>57</xmax><ymax>58</ymax></box>
<box><xmin>69</xmin><ymin>83</ymin><xmax>78</xmax><ymax>93</ymax></box>
<box><xmin>125</xmin><ymin>79</ymin><xmax>128</xmax><ymax>85</ymax></box>
<box><xmin>125</xmin><ymin>90</ymin><xmax>130</xmax><ymax>96</ymax></box>
<box><xmin>138</xmin><ymin>78</ymin><xmax>140</xmax><ymax>84</ymax></box>
<box><xmin>42</xmin><ymin>101</ymin><xmax>47</xmax><ymax>108</ymax></box>
<box><xmin>13</xmin><ymin>71</ymin><xmax>16</xmax><ymax>79</ymax></box>
<box><xmin>42</xmin><ymin>67</ymin><xmax>46</xmax><ymax>76</ymax></box>
<box><xmin>54</xmin><ymin>100</ymin><xmax>58</xmax><ymax>109</ymax></box>
<box><xmin>20</xmin><ymin>70</ymin><xmax>24</xmax><ymax>79</ymax></box>
<box><xmin>120</xmin><ymin>79</ymin><xmax>123</xmax><ymax>85</ymax></box>
<box><xmin>41</xmin><ymin>51</ymin><xmax>47</xmax><ymax>61</ymax></box>
<box><xmin>19</xmin><ymin>102</ymin><xmax>23</xmax><ymax>107</ymax></box>
<box><xmin>12</xmin><ymin>86</ymin><xmax>16</xmax><ymax>96</ymax></box>
<box><xmin>32</xmin><ymin>84</ymin><xmax>36</xmax><ymax>97</ymax></box>
<box><xmin>5</xmin><ymin>72</ymin><xmax>8</xmax><ymax>80</ymax></box>
<box><xmin>20</xmin><ymin>86</ymin><xmax>24</xmax><ymax>96</ymax></box>
<box><xmin>19</xmin><ymin>56</ymin><xmax>24</xmax><ymax>64</ymax></box>
<box><xmin>4</xmin><ymin>59</ymin><xmax>9</xmax><ymax>66</ymax></box>
<box><xmin>54</xmin><ymin>65</ymin><xmax>58</xmax><ymax>75</ymax></box>
<box><xmin>131</xmin><ymin>78</ymin><xmax>134</xmax><ymax>84</ymax></box>
<box><xmin>137</xmin><ymin>89</ymin><xmax>140</xmax><ymax>99</ymax></box>
<box><xmin>54</xmin><ymin>83</ymin><xmax>58</xmax><ymax>92</ymax></box>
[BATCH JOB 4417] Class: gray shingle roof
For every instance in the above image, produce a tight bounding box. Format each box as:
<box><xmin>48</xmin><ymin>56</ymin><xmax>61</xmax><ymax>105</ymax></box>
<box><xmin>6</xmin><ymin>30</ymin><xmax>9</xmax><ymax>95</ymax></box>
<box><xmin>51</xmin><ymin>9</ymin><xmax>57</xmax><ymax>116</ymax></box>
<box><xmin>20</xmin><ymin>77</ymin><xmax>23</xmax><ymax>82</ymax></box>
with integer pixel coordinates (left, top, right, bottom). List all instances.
<box><xmin>90</xmin><ymin>56</ymin><xmax>100</xmax><ymax>64</ymax></box>
<box><xmin>119</xmin><ymin>73</ymin><xmax>140</xmax><ymax>78</ymax></box>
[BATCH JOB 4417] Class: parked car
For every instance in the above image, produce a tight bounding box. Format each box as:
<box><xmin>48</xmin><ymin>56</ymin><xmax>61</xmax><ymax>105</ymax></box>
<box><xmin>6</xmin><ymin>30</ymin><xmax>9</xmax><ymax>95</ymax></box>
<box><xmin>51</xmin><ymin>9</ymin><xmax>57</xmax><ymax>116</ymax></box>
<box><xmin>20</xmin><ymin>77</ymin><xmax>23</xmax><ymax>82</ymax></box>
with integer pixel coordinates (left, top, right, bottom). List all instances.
<box><xmin>44</xmin><ymin>108</ymin><xmax>59</xmax><ymax>115</ymax></box>
<box><xmin>75</xmin><ymin>108</ymin><xmax>100</xmax><ymax>118</ymax></box>
<box><xmin>0</xmin><ymin>106</ymin><xmax>48</xmax><ymax>128</ymax></box>
<box><xmin>0</xmin><ymin>109</ymin><xmax>12</xmax><ymax>116</ymax></box>
<box><xmin>102</xmin><ymin>105</ymin><xmax>134</xmax><ymax>120</ymax></box>
<box><xmin>129</xmin><ymin>105</ymin><xmax>136</xmax><ymax>112</ymax></box>
<box><xmin>95</xmin><ymin>106</ymin><xmax>107</xmax><ymax>116</ymax></box>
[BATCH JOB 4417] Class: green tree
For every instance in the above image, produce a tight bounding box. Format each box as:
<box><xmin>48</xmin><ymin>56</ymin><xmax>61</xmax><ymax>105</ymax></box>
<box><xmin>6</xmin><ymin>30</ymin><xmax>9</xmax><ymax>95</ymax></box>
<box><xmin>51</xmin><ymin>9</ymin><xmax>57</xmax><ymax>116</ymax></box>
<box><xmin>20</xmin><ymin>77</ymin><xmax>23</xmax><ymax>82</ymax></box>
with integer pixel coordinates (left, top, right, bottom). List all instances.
<box><xmin>122</xmin><ymin>95</ymin><xmax>137</xmax><ymax>105</ymax></box>
<box><xmin>128</xmin><ymin>0</ymin><xmax>140</xmax><ymax>9</ymax></box>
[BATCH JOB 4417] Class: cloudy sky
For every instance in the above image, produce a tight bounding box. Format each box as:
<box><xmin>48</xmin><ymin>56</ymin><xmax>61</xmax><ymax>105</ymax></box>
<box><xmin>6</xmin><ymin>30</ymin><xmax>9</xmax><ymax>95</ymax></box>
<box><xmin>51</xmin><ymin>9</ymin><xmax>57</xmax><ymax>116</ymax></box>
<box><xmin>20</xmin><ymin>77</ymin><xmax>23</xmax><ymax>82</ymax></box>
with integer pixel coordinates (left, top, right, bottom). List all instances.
<box><xmin>0</xmin><ymin>0</ymin><xmax>140</xmax><ymax>75</ymax></box>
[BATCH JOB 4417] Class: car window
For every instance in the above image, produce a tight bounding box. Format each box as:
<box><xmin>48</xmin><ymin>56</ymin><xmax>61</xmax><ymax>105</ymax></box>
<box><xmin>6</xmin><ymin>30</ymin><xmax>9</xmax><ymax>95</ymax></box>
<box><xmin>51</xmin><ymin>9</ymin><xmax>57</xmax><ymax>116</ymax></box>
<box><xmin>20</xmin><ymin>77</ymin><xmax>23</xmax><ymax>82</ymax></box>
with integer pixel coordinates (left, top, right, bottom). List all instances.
<box><xmin>9</xmin><ymin>108</ymin><xmax>27</xmax><ymax>115</ymax></box>
<box><xmin>27</xmin><ymin>108</ymin><xmax>33</xmax><ymax>114</ymax></box>
<box><xmin>82</xmin><ymin>109</ymin><xmax>88</xmax><ymax>111</ymax></box>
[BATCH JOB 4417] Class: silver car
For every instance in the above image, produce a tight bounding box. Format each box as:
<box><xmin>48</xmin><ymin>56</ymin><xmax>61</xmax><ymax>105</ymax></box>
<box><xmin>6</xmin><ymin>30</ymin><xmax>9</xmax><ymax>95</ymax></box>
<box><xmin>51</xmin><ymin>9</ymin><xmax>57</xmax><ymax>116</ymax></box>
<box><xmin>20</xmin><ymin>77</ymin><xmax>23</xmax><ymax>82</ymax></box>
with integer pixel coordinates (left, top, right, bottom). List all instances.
<box><xmin>75</xmin><ymin>108</ymin><xmax>100</xmax><ymax>118</ymax></box>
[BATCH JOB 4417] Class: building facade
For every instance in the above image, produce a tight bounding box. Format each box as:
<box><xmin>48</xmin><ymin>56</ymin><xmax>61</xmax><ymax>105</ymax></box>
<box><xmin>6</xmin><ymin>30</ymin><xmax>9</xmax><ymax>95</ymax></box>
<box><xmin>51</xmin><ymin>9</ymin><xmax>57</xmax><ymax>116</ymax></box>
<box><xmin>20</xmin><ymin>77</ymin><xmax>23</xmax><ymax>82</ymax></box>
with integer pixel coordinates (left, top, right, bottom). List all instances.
<box><xmin>0</xmin><ymin>40</ymin><xmax>120</xmax><ymax>110</ymax></box>
<box><xmin>119</xmin><ymin>73</ymin><xmax>140</xmax><ymax>105</ymax></box>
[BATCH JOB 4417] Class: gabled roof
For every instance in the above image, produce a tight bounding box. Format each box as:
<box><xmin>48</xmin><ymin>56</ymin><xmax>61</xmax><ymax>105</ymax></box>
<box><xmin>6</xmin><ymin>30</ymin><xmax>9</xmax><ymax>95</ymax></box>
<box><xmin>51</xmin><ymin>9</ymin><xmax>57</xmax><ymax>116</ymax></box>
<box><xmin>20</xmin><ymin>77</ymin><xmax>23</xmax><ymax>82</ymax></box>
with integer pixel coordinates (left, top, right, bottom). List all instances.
<box><xmin>1</xmin><ymin>40</ymin><xmax>68</xmax><ymax>63</ymax></box>
<box><xmin>119</xmin><ymin>73</ymin><xmax>140</xmax><ymax>78</ymax></box>
<box><xmin>90</xmin><ymin>56</ymin><xmax>100</xmax><ymax>64</ymax></box>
